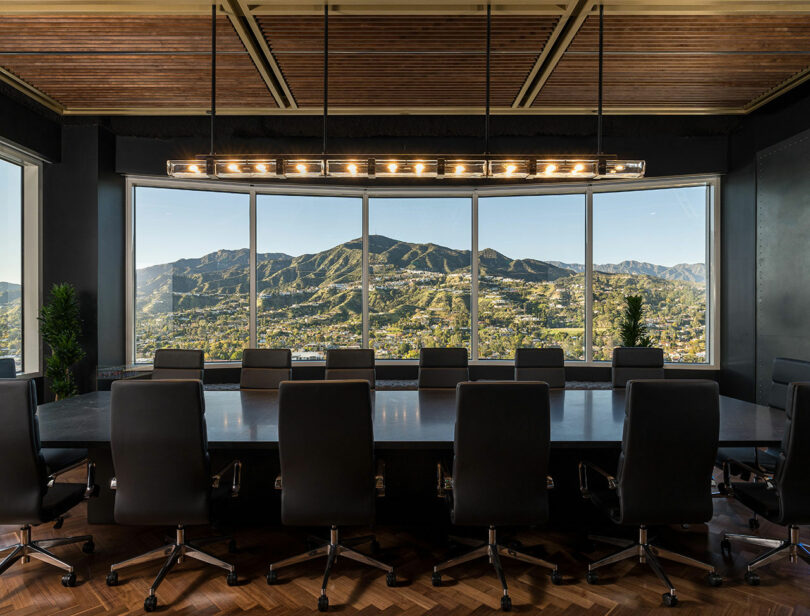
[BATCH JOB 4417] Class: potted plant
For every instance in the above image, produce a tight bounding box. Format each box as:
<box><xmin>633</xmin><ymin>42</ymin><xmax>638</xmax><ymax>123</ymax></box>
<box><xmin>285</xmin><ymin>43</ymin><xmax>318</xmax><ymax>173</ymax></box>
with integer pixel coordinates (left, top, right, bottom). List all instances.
<box><xmin>39</xmin><ymin>283</ymin><xmax>85</xmax><ymax>400</ymax></box>
<box><xmin>618</xmin><ymin>294</ymin><xmax>653</xmax><ymax>348</ymax></box>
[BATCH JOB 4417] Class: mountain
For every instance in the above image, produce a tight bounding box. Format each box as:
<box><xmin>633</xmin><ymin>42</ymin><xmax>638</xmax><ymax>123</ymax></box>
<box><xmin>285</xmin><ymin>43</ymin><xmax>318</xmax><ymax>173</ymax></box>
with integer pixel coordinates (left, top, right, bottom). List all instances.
<box><xmin>547</xmin><ymin>260</ymin><xmax>705</xmax><ymax>283</ymax></box>
<box><xmin>0</xmin><ymin>282</ymin><xmax>21</xmax><ymax>304</ymax></box>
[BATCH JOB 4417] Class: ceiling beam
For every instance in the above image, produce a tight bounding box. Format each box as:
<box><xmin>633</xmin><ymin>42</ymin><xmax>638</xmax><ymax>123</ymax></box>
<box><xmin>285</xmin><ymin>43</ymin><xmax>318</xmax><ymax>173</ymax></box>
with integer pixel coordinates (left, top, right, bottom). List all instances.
<box><xmin>514</xmin><ymin>0</ymin><xmax>595</xmax><ymax>108</ymax></box>
<box><xmin>0</xmin><ymin>65</ymin><xmax>64</xmax><ymax>113</ymax></box>
<box><xmin>222</xmin><ymin>0</ymin><xmax>295</xmax><ymax>108</ymax></box>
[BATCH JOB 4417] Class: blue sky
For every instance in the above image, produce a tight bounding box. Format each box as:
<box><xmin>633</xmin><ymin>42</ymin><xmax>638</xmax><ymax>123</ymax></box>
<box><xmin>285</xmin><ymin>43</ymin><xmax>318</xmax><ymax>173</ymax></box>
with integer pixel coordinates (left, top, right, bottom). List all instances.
<box><xmin>0</xmin><ymin>159</ymin><xmax>22</xmax><ymax>284</ymax></box>
<box><xmin>134</xmin><ymin>185</ymin><xmax>707</xmax><ymax>269</ymax></box>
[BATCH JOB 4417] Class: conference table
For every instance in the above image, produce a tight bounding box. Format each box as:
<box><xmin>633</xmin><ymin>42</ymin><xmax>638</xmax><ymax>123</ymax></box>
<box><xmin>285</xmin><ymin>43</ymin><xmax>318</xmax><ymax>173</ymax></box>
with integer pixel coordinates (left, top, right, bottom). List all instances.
<box><xmin>37</xmin><ymin>389</ymin><xmax>783</xmax><ymax>523</ymax></box>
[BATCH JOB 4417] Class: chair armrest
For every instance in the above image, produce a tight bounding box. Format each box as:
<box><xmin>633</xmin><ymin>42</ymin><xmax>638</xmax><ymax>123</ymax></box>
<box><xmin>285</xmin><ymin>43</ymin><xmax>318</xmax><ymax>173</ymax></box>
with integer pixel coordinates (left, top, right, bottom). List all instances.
<box><xmin>47</xmin><ymin>458</ymin><xmax>97</xmax><ymax>499</ymax></box>
<box><xmin>274</xmin><ymin>475</ymin><xmax>282</xmax><ymax>490</ymax></box>
<box><xmin>212</xmin><ymin>459</ymin><xmax>242</xmax><ymax>497</ymax></box>
<box><xmin>578</xmin><ymin>461</ymin><xmax>617</xmax><ymax>498</ymax></box>
<box><xmin>546</xmin><ymin>475</ymin><xmax>555</xmax><ymax>490</ymax></box>
<box><xmin>722</xmin><ymin>458</ymin><xmax>775</xmax><ymax>490</ymax></box>
<box><xmin>436</xmin><ymin>462</ymin><xmax>453</xmax><ymax>498</ymax></box>
<box><xmin>110</xmin><ymin>477</ymin><xmax>117</xmax><ymax>490</ymax></box>
<box><xmin>375</xmin><ymin>459</ymin><xmax>386</xmax><ymax>497</ymax></box>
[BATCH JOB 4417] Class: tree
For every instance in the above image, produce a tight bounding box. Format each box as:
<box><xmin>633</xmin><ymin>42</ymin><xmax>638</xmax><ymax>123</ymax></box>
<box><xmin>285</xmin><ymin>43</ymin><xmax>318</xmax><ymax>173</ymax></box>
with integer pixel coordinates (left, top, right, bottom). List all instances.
<box><xmin>618</xmin><ymin>295</ymin><xmax>653</xmax><ymax>348</ymax></box>
<box><xmin>39</xmin><ymin>283</ymin><xmax>85</xmax><ymax>400</ymax></box>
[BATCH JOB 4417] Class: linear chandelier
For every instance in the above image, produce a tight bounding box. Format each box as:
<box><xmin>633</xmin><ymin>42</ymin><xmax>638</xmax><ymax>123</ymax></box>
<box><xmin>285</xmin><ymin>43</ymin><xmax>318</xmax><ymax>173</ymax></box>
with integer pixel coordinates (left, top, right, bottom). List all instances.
<box><xmin>168</xmin><ymin>3</ymin><xmax>644</xmax><ymax>182</ymax></box>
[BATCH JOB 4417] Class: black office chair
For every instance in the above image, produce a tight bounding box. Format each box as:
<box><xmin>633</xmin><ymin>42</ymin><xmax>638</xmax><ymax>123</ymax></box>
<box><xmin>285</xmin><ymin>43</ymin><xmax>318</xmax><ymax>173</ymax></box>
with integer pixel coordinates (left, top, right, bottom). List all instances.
<box><xmin>418</xmin><ymin>348</ymin><xmax>468</xmax><ymax>389</ymax></box>
<box><xmin>325</xmin><ymin>349</ymin><xmax>376</xmax><ymax>388</ymax></box>
<box><xmin>267</xmin><ymin>380</ymin><xmax>395</xmax><ymax>612</ymax></box>
<box><xmin>611</xmin><ymin>347</ymin><xmax>665</xmax><ymax>388</ymax></box>
<box><xmin>720</xmin><ymin>382</ymin><xmax>810</xmax><ymax>585</ymax></box>
<box><xmin>433</xmin><ymin>382</ymin><xmax>559</xmax><ymax>611</ymax></box>
<box><xmin>0</xmin><ymin>380</ymin><xmax>95</xmax><ymax>587</ymax></box>
<box><xmin>151</xmin><ymin>348</ymin><xmax>204</xmax><ymax>380</ymax></box>
<box><xmin>0</xmin><ymin>357</ymin><xmax>16</xmax><ymax>378</ymax></box>
<box><xmin>579</xmin><ymin>380</ymin><xmax>722</xmax><ymax>607</ymax></box>
<box><xmin>240</xmin><ymin>348</ymin><xmax>291</xmax><ymax>389</ymax></box>
<box><xmin>717</xmin><ymin>357</ymin><xmax>810</xmax><ymax>501</ymax></box>
<box><xmin>106</xmin><ymin>380</ymin><xmax>242</xmax><ymax>612</ymax></box>
<box><xmin>514</xmin><ymin>348</ymin><xmax>565</xmax><ymax>388</ymax></box>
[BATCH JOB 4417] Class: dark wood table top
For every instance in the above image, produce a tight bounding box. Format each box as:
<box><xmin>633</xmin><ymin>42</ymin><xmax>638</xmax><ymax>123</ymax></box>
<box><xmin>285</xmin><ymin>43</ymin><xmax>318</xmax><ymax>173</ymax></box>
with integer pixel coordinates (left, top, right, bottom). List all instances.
<box><xmin>37</xmin><ymin>389</ymin><xmax>783</xmax><ymax>450</ymax></box>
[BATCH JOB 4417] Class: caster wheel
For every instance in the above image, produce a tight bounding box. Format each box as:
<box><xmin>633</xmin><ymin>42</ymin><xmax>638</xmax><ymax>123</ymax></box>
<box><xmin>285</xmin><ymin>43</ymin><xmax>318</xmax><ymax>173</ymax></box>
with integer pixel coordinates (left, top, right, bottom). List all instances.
<box><xmin>144</xmin><ymin>596</ymin><xmax>157</xmax><ymax>612</ymax></box>
<box><xmin>228</xmin><ymin>539</ymin><xmax>238</xmax><ymax>554</ymax></box>
<box><xmin>317</xmin><ymin>595</ymin><xmax>329</xmax><ymax>612</ymax></box>
<box><xmin>720</xmin><ymin>538</ymin><xmax>731</xmax><ymax>555</ymax></box>
<box><xmin>744</xmin><ymin>571</ymin><xmax>761</xmax><ymax>586</ymax></box>
<box><xmin>227</xmin><ymin>571</ymin><xmax>238</xmax><ymax>586</ymax></box>
<box><xmin>105</xmin><ymin>571</ymin><xmax>118</xmax><ymax>586</ymax></box>
<box><xmin>749</xmin><ymin>517</ymin><xmax>760</xmax><ymax>530</ymax></box>
<box><xmin>501</xmin><ymin>595</ymin><xmax>512</xmax><ymax>612</ymax></box>
<box><xmin>586</xmin><ymin>571</ymin><xmax>599</xmax><ymax>585</ymax></box>
<box><xmin>550</xmin><ymin>570</ymin><xmax>563</xmax><ymax>585</ymax></box>
<box><xmin>61</xmin><ymin>572</ymin><xmax>76</xmax><ymax>587</ymax></box>
<box><xmin>662</xmin><ymin>593</ymin><xmax>678</xmax><ymax>607</ymax></box>
<box><xmin>53</xmin><ymin>517</ymin><xmax>64</xmax><ymax>530</ymax></box>
<box><xmin>82</xmin><ymin>540</ymin><xmax>95</xmax><ymax>554</ymax></box>
<box><xmin>266</xmin><ymin>570</ymin><xmax>278</xmax><ymax>585</ymax></box>
<box><xmin>707</xmin><ymin>572</ymin><xmax>723</xmax><ymax>587</ymax></box>
<box><xmin>431</xmin><ymin>572</ymin><xmax>442</xmax><ymax>587</ymax></box>
<box><xmin>386</xmin><ymin>571</ymin><xmax>397</xmax><ymax>587</ymax></box>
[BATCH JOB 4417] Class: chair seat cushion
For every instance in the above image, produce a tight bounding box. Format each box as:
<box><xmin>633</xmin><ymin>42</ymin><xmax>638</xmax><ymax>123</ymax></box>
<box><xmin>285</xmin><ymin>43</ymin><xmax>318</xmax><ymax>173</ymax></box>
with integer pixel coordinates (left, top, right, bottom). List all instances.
<box><xmin>42</xmin><ymin>448</ymin><xmax>88</xmax><ymax>475</ymax></box>
<box><xmin>589</xmin><ymin>489</ymin><xmax>621</xmax><ymax>523</ymax></box>
<box><xmin>40</xmin><ymin>483</ymin><xmax>86</xmax><ymax>522</ymax></box>
<box><xmin>732</xmin><ymin>482</ymin><xmax>780</xmax><ymax>521</ymax></box>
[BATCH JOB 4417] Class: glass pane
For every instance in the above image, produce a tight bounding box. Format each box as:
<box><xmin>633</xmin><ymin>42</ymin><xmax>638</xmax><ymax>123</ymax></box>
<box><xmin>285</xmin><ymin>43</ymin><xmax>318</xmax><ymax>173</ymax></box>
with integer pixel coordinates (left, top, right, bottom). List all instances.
<box><xmin>134</xmin><ymin>187</ymin><xmax>250</xmax><ymax>363</ymax></box>
<box><xmin>256</xmin><ymin>195</ymin><xmax>362</xmax><ymax>360</ymax></box>
<box><xmin>368</xmin><ymin>197</ymin><xmax>471</xmax><ymax>359</ymax></box>
<box><xmin>478</xmin><ymin>194</ymin><xmax>586</xmax><ymax>360</ymax></box>
<box><xmin>0</xmin><ymin>158</ymin><xmax>22</xmax><ymax>372</ymax></box>
<box><xmin>593</xmin><ymin>185</ymin><xmax>708</xmax><ymax>363</ymax></box>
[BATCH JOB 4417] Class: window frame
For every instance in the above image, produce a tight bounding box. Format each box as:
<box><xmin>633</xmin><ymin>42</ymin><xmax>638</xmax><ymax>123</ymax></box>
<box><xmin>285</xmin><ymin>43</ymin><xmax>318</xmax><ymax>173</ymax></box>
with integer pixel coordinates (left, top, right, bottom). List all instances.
<box><xmin>125</xmin><ymin>174</ymin><xmax>720</xmax><ymax>369</ymax></box>
<box><xmin>0</xmin><ymin>142</ymin><xmax>42</xmax><ymax>376</ymax></box>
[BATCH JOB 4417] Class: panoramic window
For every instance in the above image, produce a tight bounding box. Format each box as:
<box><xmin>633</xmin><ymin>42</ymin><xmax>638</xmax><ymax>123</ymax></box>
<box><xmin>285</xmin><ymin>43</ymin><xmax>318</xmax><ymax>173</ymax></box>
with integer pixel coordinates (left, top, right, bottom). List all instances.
<box><xmin>478</xmin><ymin>194</ymin><xmax>586</xmax><ymax>360</ymax></box>
<box><xmin>592</xmin><ymin>185</ymin><xmax>709</xmax><ymax>363</ymax></box>
<box><xmin>0</xmin><ymin>157</ymin><xmax>22</xmax><ymax>372</ymax></box>
<box><xmin>133</xmin><ymin>186</ymin><xmax>250</xmax><ymax>363</ymax></box>
<box><xmin>368</xmin><ymin>198</ymin><xmax>471</xmax><ymax>359</ymax></box>
<box><xmin>256</xmin><ymin>195</ymin><xmax>362</xmax><ymax>360</ymax></box>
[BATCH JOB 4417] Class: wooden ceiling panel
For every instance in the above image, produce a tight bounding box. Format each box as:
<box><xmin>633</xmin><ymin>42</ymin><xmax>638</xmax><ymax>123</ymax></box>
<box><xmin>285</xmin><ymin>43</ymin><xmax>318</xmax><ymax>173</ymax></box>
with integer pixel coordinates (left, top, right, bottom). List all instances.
<box><xmin>258</xmin><ymin>15</ymin><xmax>558</xmax><ymax>107</ymax></box>
<box><xmin>533</xmin><ymin>15</ymin><xmax>810</xmax><ymax>109</ymax></box>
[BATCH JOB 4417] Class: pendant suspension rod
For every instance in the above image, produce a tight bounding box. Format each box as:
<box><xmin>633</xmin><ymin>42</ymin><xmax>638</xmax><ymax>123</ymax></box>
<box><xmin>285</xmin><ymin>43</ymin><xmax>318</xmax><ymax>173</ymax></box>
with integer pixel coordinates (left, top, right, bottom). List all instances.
<box><xmin>210</xmin><ymin>2</ymin><xmax>216</xmax><ymax>156</ymax></box>
<box><xmin>597</xmin><ymin>2</ymin><xmax>604</xmax><ymax>155</ymax></box>
<box><xmin>485</xmin><ymin>2</ymin><xmax>491</xmax><ymax>157</ymax></box>
<box><xmin>323</xmin><ymin>3</ymin><xmax>328</xmax><ymax>157</ymax></box>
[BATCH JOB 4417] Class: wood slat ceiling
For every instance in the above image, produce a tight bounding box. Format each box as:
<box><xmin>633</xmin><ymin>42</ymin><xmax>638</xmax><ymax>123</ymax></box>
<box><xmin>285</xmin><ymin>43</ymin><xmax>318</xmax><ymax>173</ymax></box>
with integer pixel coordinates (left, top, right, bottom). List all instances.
<box><xmin>258</xmin><ymin>16</ymin><xmax>557</xmax><ymax>107</ymax></box>
<box><xmin>0</xmin><ymin>16</ymin><xmax>274</xmax><ymax>109</ymax></box>
<box><xmin>533</xmin><ymin>15</ymin><xmax>810</xmax><ymax>109</ymax></box>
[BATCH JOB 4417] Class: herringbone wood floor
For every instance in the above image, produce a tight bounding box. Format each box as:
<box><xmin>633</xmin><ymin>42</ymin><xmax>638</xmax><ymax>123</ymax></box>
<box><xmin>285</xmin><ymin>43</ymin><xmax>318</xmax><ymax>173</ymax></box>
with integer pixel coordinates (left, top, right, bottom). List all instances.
<box><xmin>2</xmin><ymin>472</ymin><xmax>809</xmax><ymax>615</ymax></box>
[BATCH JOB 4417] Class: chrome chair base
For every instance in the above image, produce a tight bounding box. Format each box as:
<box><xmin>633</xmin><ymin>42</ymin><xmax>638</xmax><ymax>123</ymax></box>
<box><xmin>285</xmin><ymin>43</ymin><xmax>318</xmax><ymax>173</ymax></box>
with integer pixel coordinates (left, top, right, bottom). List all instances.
<box><xmin>0</xmin><ymin>525</ymin><xmax>93</xmax><ymax>586</ymax></box>
<box><xmin>267</xmin><ymin>526</ymin><xmax>395</xmax><ymax>612</ymax></box>
<box><xmin>433</xmin><ymin>526</ymin><xmax>561</xmax><ymax>611</ymax></box>
<box><xmin>587</xmin><ymin>526</ymin><xmax>721</xmax><ymax>607</ymax></box>
<box><xmin>722</xmin><ymin>525</ymin><xmax>810</xmax><ymax>583</ymax></box>
<box><xmin>106</xmin><ymin>525</ymin><xmax>235</xmax><ymax>611</ymax></box>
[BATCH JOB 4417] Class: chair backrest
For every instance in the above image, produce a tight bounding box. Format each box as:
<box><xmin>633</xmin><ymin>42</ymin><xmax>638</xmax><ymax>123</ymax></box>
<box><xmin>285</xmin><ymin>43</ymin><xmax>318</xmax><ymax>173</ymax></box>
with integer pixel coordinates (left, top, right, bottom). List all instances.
<box><xmin>325</xmin><ymin>349</ymin><xmax>376</xmax><ymax>389</ymax></box>
<box><xmin>0</xmin><ymin>357</ymin><xmax>16</xmax><ymax>378</ymax></box>
<box><xmin>110</xmin><ymin>380</ymin><xmax>211</xmax><ymax>526</ymax></box>
<box><xmin>278</xmin><ymin>380</ymin><xmax>375</xmax><ymax>527</ymax></box>
<box><xmin>418</xmin><ymin>348</ymin><xmax>469</xmax><ymax>389</ymax></box>
<box><xmin>514</xmin><ymin>348</ymin><xmax>565</xmax><ymax>388</ymax></box>
<box><xmin>152</xmin><ymin>349</ymin><xmax>204</xmax><ymax>380</ymax></box>
<box><xmin>616</xmin><ymin>380</ymin><xmax>719</xmax><ymax>525</ymax></box>
<box><xmin>0</xmin><ymin>380</ymin><xmax>47</xmax><ymax>525</ymax></box>
<box><xmin>452</xmin><ymin>382</ymin><xmax>551</xmax><ymax>526</ymax></box>
<box><xmin>611</xmin><ymin>347</ymin><xmax>665</xmax><ymax>388</ymax></box>
<box><xmin>769</xmin><ymin>358</ymin><xmax>810</xmax><ymax>410</ymax></box>
<box><xmin>240</xmin><ymin>348</ymin><xmax>291</xmax><ymax>390</ymax></box>
<box><xmin>774</xmin><ymin>382</ymin><xmax>810</xmax><ymax>525</ymax></box>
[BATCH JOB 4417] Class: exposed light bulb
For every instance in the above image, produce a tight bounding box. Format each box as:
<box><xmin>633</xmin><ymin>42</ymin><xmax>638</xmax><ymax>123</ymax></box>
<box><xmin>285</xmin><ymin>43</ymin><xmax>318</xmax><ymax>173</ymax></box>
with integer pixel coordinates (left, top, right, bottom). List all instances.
<box><xmin>295</xmin><ymin>163</ymin><xmax>307</xmax><ymax>173</ymax></box>
<box><xmin>387</xmin><ymin>163</ymin><xmax>398</xmax><ymax>173</ymax></box>
<box><xmin>615</xmin><ymin>164</ymin><xmax>625</xmax><ymax>171</ymax></box>
<box><xmin>226</xmin><ymin>163</ymin><xmax>239</xmax><ymax>172</ymax></box>
<box><xmin>505</xmin><ymin>164</ymin><xmax>517</xmax><ymax>176</ymax></box>
<box><xmin>454</xmin><ymin>164</ymin><xmax>465</xmax><ymax>175</ymax></box>
<box><xmin>188</xmin><ymin>164</ymin><xmax>201</xmax><ymax>174</ymax></box>
<box><xmin>414</xmin><ymin>163</ymin><xmax>425</xmax><ymax>175</ymax></box>
<box><xmin>544</xmin><ymin>164</ymin><xmax>557</xmax><ymax>174</ymax></box>
<box><xmin>347</xmin><ymin>163</ymin><xmax>358</xmax><ymax>175</ymax></box>
<box><xmin>572</xmin><ymin>163</ymin><xmax>585</xmax><ymax>174</ymax></box>
<box><xmin>255</xmin><ymin>163</ymin><xmax>268</xmax><ymax>173</ymax></box>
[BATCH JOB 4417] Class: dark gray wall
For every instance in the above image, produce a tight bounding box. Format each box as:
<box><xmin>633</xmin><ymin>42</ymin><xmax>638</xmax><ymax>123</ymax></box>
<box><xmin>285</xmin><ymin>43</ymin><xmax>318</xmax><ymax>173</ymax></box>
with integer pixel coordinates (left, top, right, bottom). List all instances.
<box><xmin>0</xmin><ymin>82</ymin><xmax>60</xmax><ymax>161</ymax></box>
